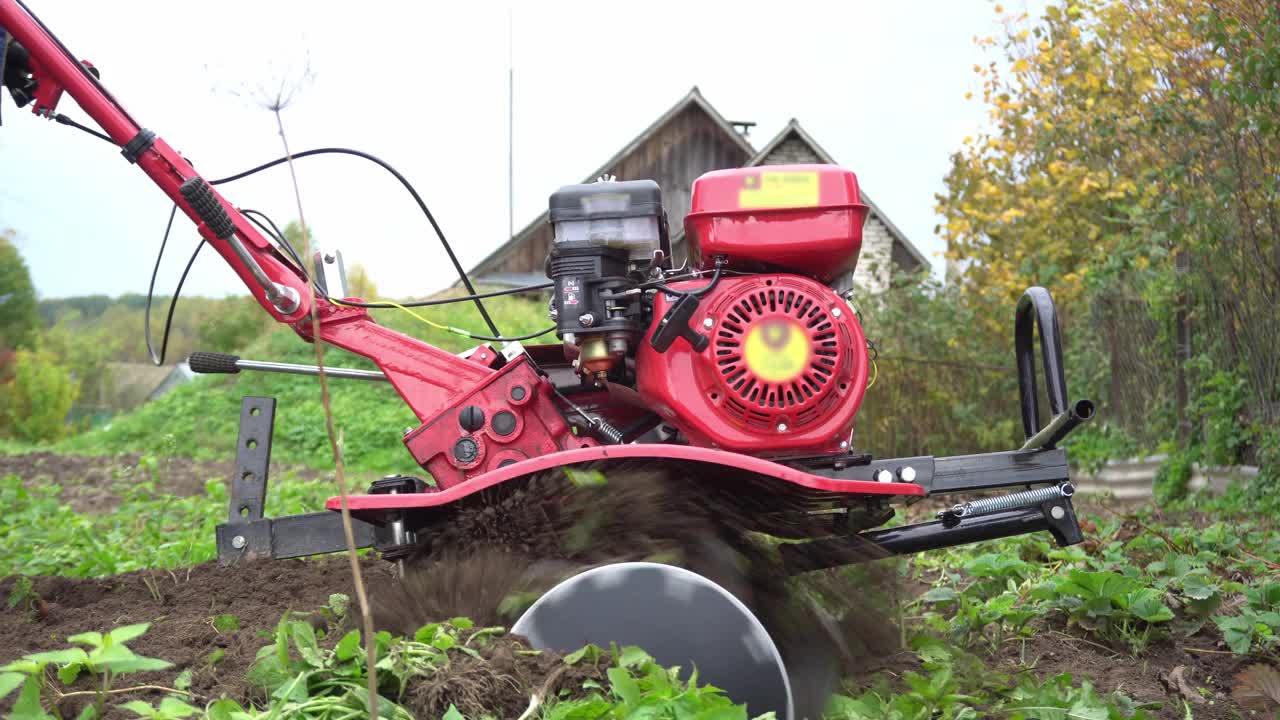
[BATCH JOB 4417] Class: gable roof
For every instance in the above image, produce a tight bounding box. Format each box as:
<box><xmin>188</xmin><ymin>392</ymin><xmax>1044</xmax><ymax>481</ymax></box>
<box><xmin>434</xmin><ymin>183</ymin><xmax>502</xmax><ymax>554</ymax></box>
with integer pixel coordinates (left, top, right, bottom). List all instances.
<box><xmin>749</xmin><ymin>119</ymin><xmax>929</xmax><ymax>271</ymax></box>
<box><xmin>467</xmin><ymin>87</ymin><xmax>754</xmax><ymax>280</ymax></box>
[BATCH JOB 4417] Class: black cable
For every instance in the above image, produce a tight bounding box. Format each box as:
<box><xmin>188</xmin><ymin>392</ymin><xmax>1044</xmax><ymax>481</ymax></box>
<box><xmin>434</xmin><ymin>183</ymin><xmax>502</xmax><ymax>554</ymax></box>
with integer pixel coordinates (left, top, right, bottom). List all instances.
<box><xmin>144</xmin><ymin>204</ymin><xmax>205</xmax><ymax>365</ymax></box>
<box><xmin>240</xmin><ymin>207</ymin><xmax>552</xmax><ymax>309</ymax></box>
<box><xmin>206</xmin><ymin>147</ymin><xmax>501</xmax><ymax>336</ymax></box>
<box><xmin>239</xmin><ymin>206</ymin><xmax>552</xmax><ymax>342</ymax></box>
<box><xmin>53</xmin><ymin>113</ymin><xmax>114</xmax><ymax>144</ymax></box>
<box><xmin>333</xmin><ymin>282</ymin><xmax>553</xmax><ymax>308</ymax></box>
<box><xmin>654</xmin><ymin>262</ymin><xmax>724</xmax><ymax>298</ymax></box>
<box><xmin>240</xmin><ymin>208</ymin><xmax>306</xmax><ymax>274</ymax></box>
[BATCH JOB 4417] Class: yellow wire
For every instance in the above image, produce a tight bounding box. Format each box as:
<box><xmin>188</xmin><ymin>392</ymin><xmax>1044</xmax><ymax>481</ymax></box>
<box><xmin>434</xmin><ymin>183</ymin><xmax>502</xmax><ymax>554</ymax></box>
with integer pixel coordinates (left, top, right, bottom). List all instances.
<box><xmin>866</xmin><ymin>358</ymin><xmax>879</xmax><ymax>390</ymax></box>
<box><xmin>329</xmin><ymin>297</ymin><xmax>471</xmax><ymax>337</ymax></box>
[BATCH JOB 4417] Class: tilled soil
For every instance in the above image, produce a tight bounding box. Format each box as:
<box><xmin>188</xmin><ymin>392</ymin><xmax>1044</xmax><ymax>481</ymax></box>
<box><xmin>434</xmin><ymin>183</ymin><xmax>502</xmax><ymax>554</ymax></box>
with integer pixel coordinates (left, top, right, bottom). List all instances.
<box><xmin>1012</xmin><ymin>627</ymin><xmax>1255</xmax><ymax>719</ymax></box>
<box><xmin>0</xmin><ymin>557</ymin><xmax>610</xmax><ymax>720</ymax></box>
<box><xmin>0</xmin><ymin>557</ymin><xmax>394</xmax><ymax>717</ymax></box>
<box><xmin>0</xmin><ymin>450</ymin><xmax>326</xmax><ymax>513</ymax></box>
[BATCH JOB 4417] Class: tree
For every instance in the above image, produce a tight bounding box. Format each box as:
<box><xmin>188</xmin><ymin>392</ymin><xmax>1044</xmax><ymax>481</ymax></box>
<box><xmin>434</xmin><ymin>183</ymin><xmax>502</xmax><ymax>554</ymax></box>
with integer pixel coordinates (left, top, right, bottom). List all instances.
<box><xmin>0</xmin><ymin>230</ymin><xmax>41</xmax><ymax>353</ymax></box>
<box><xmin>0</xmin><ymin>349</ymin><xmax>79</xmax><ymax>442</ymax></box>
<box><xmin>194</xmin><ymin>296</ymin><xmax>272</xmax><ymax>352</ymax></box>
<box><xmin>935</xmin><ymin>0</ymin><xmax>1280</xmax><ymax>468</ymax></box>
<box><xmin>280</xmin><ymin>220</ymin><xmax>309</xmax><ymax>264</ymax></box>
<box><xmin>344</xmin><ymin>263</ymin><xmax>378</xmax><ymax>300</ymax></box>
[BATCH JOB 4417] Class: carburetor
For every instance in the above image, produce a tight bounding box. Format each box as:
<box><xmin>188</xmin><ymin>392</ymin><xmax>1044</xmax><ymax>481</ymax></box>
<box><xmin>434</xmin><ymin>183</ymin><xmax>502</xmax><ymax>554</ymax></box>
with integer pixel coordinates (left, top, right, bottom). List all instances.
<box><xmin>545</xmin><ymin>177</ymin><xmax>669</xmax><ymax>379</ymax></box>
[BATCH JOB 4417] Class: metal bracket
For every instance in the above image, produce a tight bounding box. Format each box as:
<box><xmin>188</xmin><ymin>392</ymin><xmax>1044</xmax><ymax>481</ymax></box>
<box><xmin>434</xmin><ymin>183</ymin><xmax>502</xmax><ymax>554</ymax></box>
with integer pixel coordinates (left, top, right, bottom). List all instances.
<box><xmin>780</xmin><ymin>493</ymin><xmax>1084</xmax><ymax>574</ymax></box>
<box><xmin>215</xmin><ymin>396</ymin><xmax>377</xmax><ymax>563</ymax></box>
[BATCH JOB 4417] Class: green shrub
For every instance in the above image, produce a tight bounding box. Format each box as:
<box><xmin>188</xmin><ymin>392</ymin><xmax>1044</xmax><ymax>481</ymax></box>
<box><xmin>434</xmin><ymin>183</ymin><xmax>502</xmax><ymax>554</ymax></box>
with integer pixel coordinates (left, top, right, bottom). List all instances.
<box><xmin>1253</xmin><ymin>425</ymin><xmax>1280</xmax><ymax>500</ymax></box>
<box><xmin>1153</xmin><ymin>447</ymin><xmax>1195</xmax><ymax>504</ymax></box>
<box><xmin>0</xmin><ymin>349</ymin><xmax>79</xmax><ymax>443</ymax></box>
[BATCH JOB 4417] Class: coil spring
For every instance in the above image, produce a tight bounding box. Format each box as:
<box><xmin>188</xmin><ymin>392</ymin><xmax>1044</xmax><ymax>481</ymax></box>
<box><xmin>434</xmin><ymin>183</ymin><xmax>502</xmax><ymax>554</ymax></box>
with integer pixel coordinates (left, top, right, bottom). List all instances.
<box><xmin>945</xmin><ymin>483</ymin><xmax>1073</xmax><ymax>519</ymax></box>
<box><xmin>590</xmin><ymin>417</ymin><xmax>625</xmax><ymax>444</ymax></box>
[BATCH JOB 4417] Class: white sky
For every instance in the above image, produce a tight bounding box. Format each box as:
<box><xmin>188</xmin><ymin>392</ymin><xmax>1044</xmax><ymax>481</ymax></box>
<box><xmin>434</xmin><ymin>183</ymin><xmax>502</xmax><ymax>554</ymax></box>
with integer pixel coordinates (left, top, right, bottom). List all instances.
<box><xmin>1</xmin><ymin>0</ymin><xmax>1040</xmax><ymax>300</ymax></box>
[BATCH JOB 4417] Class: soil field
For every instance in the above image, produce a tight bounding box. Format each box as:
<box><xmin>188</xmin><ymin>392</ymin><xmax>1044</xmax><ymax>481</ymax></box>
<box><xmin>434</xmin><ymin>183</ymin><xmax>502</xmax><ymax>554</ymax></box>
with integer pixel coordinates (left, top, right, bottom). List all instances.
<box><xmin>2</xmin><ymin>451</ymin><xmax>1276</xmax><ymax>719</ymax></box>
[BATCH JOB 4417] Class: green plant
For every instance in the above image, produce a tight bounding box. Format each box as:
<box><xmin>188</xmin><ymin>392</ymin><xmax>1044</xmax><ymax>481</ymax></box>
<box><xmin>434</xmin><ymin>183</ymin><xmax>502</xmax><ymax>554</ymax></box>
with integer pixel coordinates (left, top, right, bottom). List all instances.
<box><xmin>211</xmin><ymin>614</ymin><xmax>240</xmax><ymax>633</ymax></box>
<box><xmin>1254</xmin><ymin>426</ymin><xmax>1280</xmax><ymax>499</ymax></box>
<box><xmin>1037</xmin><ymin>569</ymin><xmax>1174</xmax><ymax>653</ymax></box>
<box><xmin>1154</xmin><ymin>448</ymin><xmax>1195</xmax><ymax>504</ymax></box>
<box><xmin>119</xmin><ymin>697</ymin><xmax>201</xmax><ymax>719</ymax></box>
<box><xmin>0</xmin><ymin>622</ymin><xmax>174</xmax><ymax>719</ymax></box>
<box><xmin>0</xmin><ymin>473</ymin><xmax>332</xmax><ymax>578</ymax></box>
<box><xmin>543</xmin><ymin>645</ymin><xmax>764</xmax><ymax>720</ymax></box>
<box><xmin>1213</xmin><ymin>581</ymin><xmax>1280</xmax><ymax>655</ymax></box>
<box><xmin>1064</xmin><ymin>424</ymin><xmax>1142</xmax><ymax>476</ymax></box>
<box><xmin>0</xmin><ymin>230</ymin><xmax>41</xmax><ymax>353</ymax></box>
<box><xmin>1187</xmin><ymin>364</ymin><xmax>1254</xmax><ymax>468</ymax></box>
<box><xmin>227</xmin><ymin>614</ymin><xmax>502</xmax><ymax>718</ymax></box>
<box><xmin>7</xmin><ymin>575</ymin><xmax>37</xmax><ymax>616</ymax></box>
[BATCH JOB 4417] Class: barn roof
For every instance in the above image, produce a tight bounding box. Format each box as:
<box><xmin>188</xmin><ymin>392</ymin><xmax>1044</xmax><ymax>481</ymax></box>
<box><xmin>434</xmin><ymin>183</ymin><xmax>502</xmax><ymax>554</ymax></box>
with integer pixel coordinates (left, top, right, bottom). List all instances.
<box><xmin>467</xmin><ymin>87</ymin><xmax>753</xmax><ymax>281</ymax></box>
<box><xmin>466</xmin><ymin>89</ymin><xmax>928</xmax><ymax>286</ymax></box>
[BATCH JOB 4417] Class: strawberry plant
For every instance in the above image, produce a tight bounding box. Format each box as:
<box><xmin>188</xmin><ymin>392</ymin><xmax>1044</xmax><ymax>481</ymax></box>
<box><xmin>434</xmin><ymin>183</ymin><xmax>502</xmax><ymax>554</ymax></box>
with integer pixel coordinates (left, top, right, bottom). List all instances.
<box><xmin>1037</xmin><ymin>569</ymin><xmax>1175</xmax><ymax>653</ymax></box>
<box><xmin>1213</xmin><ymin>581</ymin><xmax>1280</xmax><ymax>655</ymax></box>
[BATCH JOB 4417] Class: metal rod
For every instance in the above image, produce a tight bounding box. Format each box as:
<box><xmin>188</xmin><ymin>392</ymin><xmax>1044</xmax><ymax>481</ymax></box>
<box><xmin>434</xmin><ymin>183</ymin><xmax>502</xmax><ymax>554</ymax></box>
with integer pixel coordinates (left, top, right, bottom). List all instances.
<box><xmin>1020</xmin><ymin>398</ymin><xmax>1095</xmax><ymax>451</ymax></box>
<box><xmin>236</xmin><ymin>358</ymin><xmax>387</xmax><ymax>382</ymax></box>
<box><xmin>781</xmin><ymin>506</ymin><xmax>1053</xmax><ymax>574</ymax></box>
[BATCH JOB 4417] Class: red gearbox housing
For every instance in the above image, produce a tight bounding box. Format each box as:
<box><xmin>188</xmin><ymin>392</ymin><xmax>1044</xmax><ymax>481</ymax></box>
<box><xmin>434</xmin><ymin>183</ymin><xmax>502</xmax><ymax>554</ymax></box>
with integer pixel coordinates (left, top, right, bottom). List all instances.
<box><xmin>636</xmin><ymin>274</ymin><xmax>869</xmax><ymax>455</ymax></box>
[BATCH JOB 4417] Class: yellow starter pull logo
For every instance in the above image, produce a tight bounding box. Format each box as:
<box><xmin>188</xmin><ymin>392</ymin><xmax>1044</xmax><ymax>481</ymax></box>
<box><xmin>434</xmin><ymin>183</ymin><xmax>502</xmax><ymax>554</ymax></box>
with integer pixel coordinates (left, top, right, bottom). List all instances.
<box><xmin>743</xmin><ymin>319</ymin><xmax>810</xmax><ymax>383</ymax></box>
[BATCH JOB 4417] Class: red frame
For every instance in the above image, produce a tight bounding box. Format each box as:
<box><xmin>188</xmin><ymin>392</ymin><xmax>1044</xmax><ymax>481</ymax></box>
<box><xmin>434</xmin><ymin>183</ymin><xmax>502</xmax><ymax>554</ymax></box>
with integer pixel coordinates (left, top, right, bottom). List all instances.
<box><xmin>0</xmin><ymin>2</ymin><xmax>924</xmax><ymax>509</ymax></box>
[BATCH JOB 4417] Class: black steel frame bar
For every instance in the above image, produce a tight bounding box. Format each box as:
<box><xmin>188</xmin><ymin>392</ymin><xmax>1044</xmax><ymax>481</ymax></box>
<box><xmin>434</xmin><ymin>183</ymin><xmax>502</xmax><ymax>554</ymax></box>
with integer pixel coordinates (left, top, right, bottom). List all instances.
<box><xmin>780</xmin><ymin>499</ymin><xmax>1084</xmax><ymax>574</ymax></box>
<box><xmin>215</xmin><ymin>396</ymin><xmax>376</xmax><ymax>563</ymax></box>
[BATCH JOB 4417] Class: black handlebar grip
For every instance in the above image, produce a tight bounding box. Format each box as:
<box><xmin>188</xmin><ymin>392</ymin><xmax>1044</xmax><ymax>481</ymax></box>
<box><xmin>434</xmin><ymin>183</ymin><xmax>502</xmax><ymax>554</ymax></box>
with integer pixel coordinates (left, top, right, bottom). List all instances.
<box><xmin>178</xmin><ymin>177</ymin><xmax>236</xmax><ymax>239</ymax></box>
<box><xmin>188</xmin><ymin>352</ymin><xmax>241</xmax><ymax>375</ymax></box>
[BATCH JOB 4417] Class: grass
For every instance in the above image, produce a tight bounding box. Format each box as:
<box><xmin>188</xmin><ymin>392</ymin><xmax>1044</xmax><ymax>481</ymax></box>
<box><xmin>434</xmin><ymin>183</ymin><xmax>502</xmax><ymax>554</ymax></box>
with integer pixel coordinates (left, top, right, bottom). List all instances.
<box><xmin>0</xmin><ymin>468</ymin><xmax>331</xmax><ymax>578</ymax></box>
<box><xmin>56</xmin><ymin>292</ymin><xmax>553</xmax><ymax>477</ymax></box>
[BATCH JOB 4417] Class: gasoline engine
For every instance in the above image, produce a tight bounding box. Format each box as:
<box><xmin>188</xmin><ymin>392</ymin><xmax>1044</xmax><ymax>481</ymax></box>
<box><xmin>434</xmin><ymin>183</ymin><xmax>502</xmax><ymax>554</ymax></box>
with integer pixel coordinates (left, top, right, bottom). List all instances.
<box><xmin>546</xmin><ymin>166</ymin><xmax>871</xmax><ymax>455</ymax></box>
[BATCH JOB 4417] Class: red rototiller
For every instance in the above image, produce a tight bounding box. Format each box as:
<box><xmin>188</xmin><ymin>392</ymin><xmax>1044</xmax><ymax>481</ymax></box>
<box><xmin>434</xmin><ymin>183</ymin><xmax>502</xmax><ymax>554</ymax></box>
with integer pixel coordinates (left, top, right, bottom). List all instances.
<box><xmin>1</xmin><ymin>4</ymin><xmax>1096</xmax><ymax>716</ymax></box>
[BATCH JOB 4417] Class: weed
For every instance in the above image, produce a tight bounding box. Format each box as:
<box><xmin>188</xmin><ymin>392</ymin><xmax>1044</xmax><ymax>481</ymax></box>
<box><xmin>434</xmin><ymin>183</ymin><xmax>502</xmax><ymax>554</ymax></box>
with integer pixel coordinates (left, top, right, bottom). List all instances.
<box><xmin>0</xmin><ymin>622</ymin><xmax>178</xmax><ymax>719</ymax></box>
<box><xmin>211</xmin><ymin>614</ymin><xmax>240</xmax><ymax>633</ymax></box>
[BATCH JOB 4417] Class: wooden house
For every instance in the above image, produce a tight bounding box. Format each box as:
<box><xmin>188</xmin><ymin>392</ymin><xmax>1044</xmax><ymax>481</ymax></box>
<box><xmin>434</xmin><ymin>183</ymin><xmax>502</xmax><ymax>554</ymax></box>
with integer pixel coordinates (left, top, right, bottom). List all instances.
<box><xmin>468</xmin><ymin>87</ymin><xmax>928</xmax><ymax>293</ymax></box>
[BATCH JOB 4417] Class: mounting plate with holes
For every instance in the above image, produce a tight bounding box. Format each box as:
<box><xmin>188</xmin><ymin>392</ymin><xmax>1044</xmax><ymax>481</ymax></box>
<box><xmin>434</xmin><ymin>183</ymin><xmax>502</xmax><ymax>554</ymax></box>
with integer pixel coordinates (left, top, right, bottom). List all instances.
<box><xmin>215</xmin><ymin>396</ymin><xmax>378</xmax><ymax>563</ymax></box>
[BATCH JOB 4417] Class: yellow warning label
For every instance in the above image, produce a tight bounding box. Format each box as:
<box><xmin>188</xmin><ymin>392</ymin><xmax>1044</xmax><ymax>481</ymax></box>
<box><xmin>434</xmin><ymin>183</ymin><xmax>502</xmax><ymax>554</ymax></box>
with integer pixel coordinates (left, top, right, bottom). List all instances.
<box><xmin>743</xmin><ymin>319</ymin><xmax>810</xmax><ymax>383</ymax></box>
<box><xmin>738</xmin><ymin>171</ymin><xmax>820</xmax><ymax>209</ymax></box>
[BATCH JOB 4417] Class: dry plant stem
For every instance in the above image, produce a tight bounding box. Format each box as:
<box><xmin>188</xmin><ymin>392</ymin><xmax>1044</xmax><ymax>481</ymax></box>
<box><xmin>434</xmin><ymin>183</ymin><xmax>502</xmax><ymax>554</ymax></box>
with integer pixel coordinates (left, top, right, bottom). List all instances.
<box><xmin>273</xmin><ymin>109</ymin><xmax>379</xmax><ymax>719</ymax></box>
<box><xmin>516</xmin><ymin>665</ymin><xmax>569</xmax><ymax>720</ymax></box>
<box><xmin>1182</xmin><ymin>647</ymin><xmax>1241</xmax><ymax>656</ymax></box>
<box><xmin>57</xmin><ymin>685</ymin><xmax>195</xmax><ymax>700</ymax></box>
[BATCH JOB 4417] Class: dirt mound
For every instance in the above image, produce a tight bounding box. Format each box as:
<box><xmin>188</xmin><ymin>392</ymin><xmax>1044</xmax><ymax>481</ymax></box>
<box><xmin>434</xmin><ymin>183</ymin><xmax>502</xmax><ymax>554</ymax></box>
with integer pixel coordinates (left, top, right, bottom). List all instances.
<box><xmin>0</xmin><ymin>556</ymin><xmax>397</xmax><ymax>714</ymax></box>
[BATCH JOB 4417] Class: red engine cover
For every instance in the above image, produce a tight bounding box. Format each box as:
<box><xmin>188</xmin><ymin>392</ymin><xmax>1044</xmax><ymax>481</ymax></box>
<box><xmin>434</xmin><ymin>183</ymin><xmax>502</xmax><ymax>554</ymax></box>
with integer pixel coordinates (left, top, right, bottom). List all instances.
<box><xmin>636</xmin><ymin>275</ymin><xmax>869</xmax><ymax>455</ymax></box>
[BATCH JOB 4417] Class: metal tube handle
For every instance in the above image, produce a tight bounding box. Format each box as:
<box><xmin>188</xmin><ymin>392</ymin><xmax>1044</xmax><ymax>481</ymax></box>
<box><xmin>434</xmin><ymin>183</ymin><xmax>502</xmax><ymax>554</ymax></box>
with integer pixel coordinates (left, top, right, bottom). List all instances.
<box><xmin>1015</xmin><ymin>287</ymin><xmax>1066</xmax><ymax>437</ymax></box>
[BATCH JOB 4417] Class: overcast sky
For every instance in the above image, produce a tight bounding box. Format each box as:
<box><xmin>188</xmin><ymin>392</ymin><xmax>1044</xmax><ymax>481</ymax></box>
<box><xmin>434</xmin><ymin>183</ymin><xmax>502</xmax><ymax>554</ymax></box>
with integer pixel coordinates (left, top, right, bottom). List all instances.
<box><xmin>1</xmin><ymin>0</ymin><xmax>1040</xmax><ymax>300</ymax></box>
